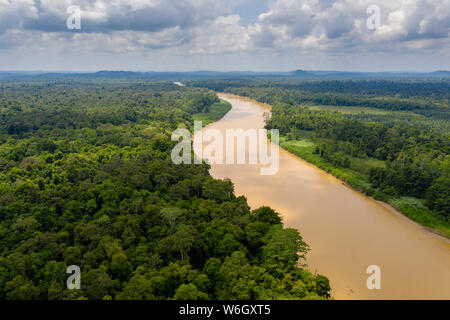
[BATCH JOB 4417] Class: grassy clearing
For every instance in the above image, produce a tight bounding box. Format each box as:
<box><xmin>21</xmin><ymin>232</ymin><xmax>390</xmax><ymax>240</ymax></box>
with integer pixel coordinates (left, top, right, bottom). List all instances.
<box><xmin>277</xmin><ymin>134</ymin><xmax>450</xmax><ymax>238</ymax></box>
<box><xmin>350</xmin><ymin>157</ymin><xmax>386</xmax><ymax>175</ymax></box>
<box><xmin>306</xmin><ymin>105</ymin><xmax>423</xmax><ymax>117</ymax></box>
<box><xmin>307</xmin><ymin>105</ymin><xmax>390</xmax><ymax>115</ymax></box>
<box><xmin>193</xmin><ymin>100</ymin><xmax>232</xmax><ymax>127</ymax></box>
<box><xmin>388</xmin><ymin>197</ymin><xmax>450</xmax><ymax>237</ymax></box>
<box><xmin>279</xmin><ymin>136</ymin><xmax>373</xmax><ymax>194</ymax></box>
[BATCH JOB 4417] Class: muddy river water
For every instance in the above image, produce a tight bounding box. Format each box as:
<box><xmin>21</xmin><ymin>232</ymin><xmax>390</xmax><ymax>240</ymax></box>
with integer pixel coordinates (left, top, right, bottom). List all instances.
<box><xmin>194</xmin><ymin>93</ymin><xmax>450</xmax><ymax>299</ymax></box>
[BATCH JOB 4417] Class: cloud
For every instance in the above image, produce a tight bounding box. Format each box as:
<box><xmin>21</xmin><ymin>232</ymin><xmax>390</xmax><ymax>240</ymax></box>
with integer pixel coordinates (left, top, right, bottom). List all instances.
<box><xmin>0</xmin><ymin>0</ymin><xmax>449</xmax><ymax>67</ymax></box>
<box><xmin>188</xmin><ymin>15</ymin><xmax>250</xmax><ymax>54</ymax></box>
<box><xmin>0</xmin><ymin>0</ymin><xmax>38</xmax><ymax>32</ymax></box>
<box><xmin>248</xmin><ymin>0</ymin><xmax>450</xmax><ymax>53</ymax></box>
<box><xmin>0</xmin><ymin>0</ymin><xmax>248</xmax><ymax>54</ymax></box>
<box><xmin>1</xmin><ymin>0</ymin><xmax>220</xmax><ymax>33</ymax></box>
<box><xmin>373</xmin><ymin>0</ymin><xmax>450</xmax><ymax>41</ymax></box>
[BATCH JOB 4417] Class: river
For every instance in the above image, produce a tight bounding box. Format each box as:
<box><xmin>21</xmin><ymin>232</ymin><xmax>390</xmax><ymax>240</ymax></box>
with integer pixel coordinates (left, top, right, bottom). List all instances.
<box><xmin>194</xmin><ymin>93</ymin><xmax>450</xmax><ymax>300</ymax></box>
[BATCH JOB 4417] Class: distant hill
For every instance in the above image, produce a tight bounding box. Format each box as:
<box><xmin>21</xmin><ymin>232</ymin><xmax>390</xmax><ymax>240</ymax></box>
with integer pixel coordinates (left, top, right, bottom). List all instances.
<box><xmin>290</xmin><ymin>69</ymin><xmax>313</xmax><ymax>77</ymax></box>
<box><xmin>432</xmin><ymin>70</ymin><xmax>450</xmax><ymax>76</ymax></box>
<box><xmin>1</xmin><ymin>70</ymin><xmax>449</xmax><ymax>80</ymax></box>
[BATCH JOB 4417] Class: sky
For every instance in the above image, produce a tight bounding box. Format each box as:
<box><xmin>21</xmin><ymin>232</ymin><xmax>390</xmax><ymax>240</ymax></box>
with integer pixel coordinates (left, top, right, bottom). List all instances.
<box><xmin>0</xmin><ymin>0</ymin><xmax>449</xmax><ymax>72</ymax></box>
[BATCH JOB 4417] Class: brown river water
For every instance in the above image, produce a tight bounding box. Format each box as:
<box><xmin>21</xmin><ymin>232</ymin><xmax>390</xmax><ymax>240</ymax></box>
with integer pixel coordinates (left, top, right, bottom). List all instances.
<box><xmin>193</xmin><ymin>93</ymin><xmax>450</xmax><ymax>300</ymax></box>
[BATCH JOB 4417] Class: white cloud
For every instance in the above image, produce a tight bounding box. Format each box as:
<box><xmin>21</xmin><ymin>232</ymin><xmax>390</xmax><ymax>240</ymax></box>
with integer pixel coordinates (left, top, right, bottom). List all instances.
<box><xmin>248</xmin><ymin>0</ymin><xmax>450</xmax><ymax>53</ymax></box>
<box><xmin>0</xmin><ymin>0</ymin><xmax>449</xmax><ymax>69</ymax></box>
<box><xmin>188</xmin><ymin>15</ymin><xmax>250</xmax><ymax>54</ymax></box>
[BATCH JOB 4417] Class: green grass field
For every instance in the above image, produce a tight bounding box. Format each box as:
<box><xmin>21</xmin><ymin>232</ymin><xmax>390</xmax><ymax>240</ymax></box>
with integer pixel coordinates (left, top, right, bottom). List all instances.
<box><xmin>306</xmin><ymin>105</ymin><xmax>423</xmax><ymax>117</ymax></box>
<box><xmin>193</xmin><ymin>100</ymin><xmax>232</xmax><ymax>127</ymax></box>
<box><xmin>279</xmin><ymin>136</ymin><xmax>373</xmax><ymax>193</ymax></box>
<box><xmin>303</xmin><ymin>104</ymin><xmax>450</xmax><ymax>133</ymax></box>
<box><xmin>277</xmin><ymin>135</ymin><xmax>450</xmax><ymax>238</ymax></box>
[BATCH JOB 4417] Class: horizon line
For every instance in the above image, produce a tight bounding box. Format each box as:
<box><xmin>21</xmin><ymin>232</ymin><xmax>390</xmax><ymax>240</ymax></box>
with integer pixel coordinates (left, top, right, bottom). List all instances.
<box><xmin>1</xmin><ymin>69</ymin><xmax>449</xmax><ymax>74</ymax></box>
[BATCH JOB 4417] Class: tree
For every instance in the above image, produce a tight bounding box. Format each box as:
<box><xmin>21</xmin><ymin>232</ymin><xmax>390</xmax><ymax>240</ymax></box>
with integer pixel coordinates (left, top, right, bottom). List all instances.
<box><xmin>84</xmin><ymin>271</ymin><xmax>115</xmax><ymax>300</ymax></box>
<box><xmin>202</xmin><ymin>179</ymin><xmax>234</xmax><ymax>203</ymax></box>
<box><xmin>161</xmin><ymin>207</ymin><xmax>182</xmax><ymax>229</ymax></box>
<box><xmin>109</xmin><ymin>253</ymin><xmax>132</xmax><ymax>282</ymax></box>
<box><xmin>252</xmin><ymin>207</ymin><xmax>282</xmax><ymax>225</ymax></box>
<box><xmin>261</xmin><ymin>225</ymin><xmax>309</xmax><ymax>275</ymax></box>
<box><xmin>117</xmin><ymin>275</ymin><xmax>156</xmax><ymax>300</ymax></box>
<box><xmin>314</xmin><ymin>275</ymin><xmax>331</xmax><ymax>299</ymax></box>
<box><xmin>426</xmin><ymin>176</ymin><xmax>450</xmax><ymax>218</ymax></box>
<box><xmin>158</xmin><ymin>226</ymin><xmax>197</xmax><ymax>261</ymax></box>
<box><xmin>173</xmin><ymin>283</ymin><xmax>208</xmax><ymax>300</ymax></box>
<box><xmin>5</xmin><ymin>276</ymin><xmax>40</xmax><ymax>300</ymax></box>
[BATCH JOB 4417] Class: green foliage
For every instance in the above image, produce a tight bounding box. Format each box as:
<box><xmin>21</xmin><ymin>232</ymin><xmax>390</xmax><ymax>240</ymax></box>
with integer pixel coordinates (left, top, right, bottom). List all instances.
<box><xmin>193</xmin><ymin>100</ymin><xmax>232</xmax><ymax>127</ymax></box>
<box><xmin>173</xmin><ymin>283</ymin><xmax>208</xmax><ymax>300</ymax></box>
<box><xmin>426</xmin><ymin>176</ymin><xmax>450</xmax><ymax>218</ymax></box>
<box><xmin>251</xmin><ymin>206</ymin><xmax>282</xmax><ymax>225</ymax></box>
<box><xmin>0</xmin><ymin>79</ymin><xmax>331</xmax><ymax>300</ymax></box>
<box><xmin>190</xmin><ymin>78</ymin><xmax>450</xmax><ymax>117</ymax></box>
<box><xmin>261</xmin><ymin>225</ymin><xmax>309</xmax><ymax>275</ymax></box>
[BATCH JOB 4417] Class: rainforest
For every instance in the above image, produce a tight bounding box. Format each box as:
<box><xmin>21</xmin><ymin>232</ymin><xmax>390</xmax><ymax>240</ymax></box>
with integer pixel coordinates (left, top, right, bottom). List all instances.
<box><xmin>0</xmin><ymin>78</ymin><xmax>331</xmax><ymax>300</ymax></box>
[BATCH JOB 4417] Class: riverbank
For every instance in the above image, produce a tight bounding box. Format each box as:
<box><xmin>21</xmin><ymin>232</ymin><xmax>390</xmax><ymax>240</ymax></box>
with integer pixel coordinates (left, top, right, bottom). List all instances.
<box><xmin>202</xmin><ymin>92</ymin><xmax>450</xmax><ymax>299</ymax></box>
<box><xmin>208</xmin><ymin>92</ymin><xmax>450</xmax><ymax>238</ymax></box>
<box><xmin>277</xmin><ymin>135</ymin><xmax>450</xmax><ymax>239</ymax></box>
<box><xmin>193</xmin><ymin>100</ymin><xmax>232</xmax><ymax>126</ymax></box>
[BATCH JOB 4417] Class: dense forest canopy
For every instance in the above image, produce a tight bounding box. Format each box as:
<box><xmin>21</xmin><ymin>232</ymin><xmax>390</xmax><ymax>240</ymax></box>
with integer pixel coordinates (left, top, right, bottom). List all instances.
<box><xmin>189</xmin><ymin>78</ymin><xmax>450</xmax><ymax>121</ymax></box>
<box><xmin>190</xmin><ymin>78</ymin><xmax>450</xmax><ymax>234</ymax></box>
<box><xmin>0</xmin><ymin>79</ymin><xmax>330</xmax><ymax>300</ymax></box>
